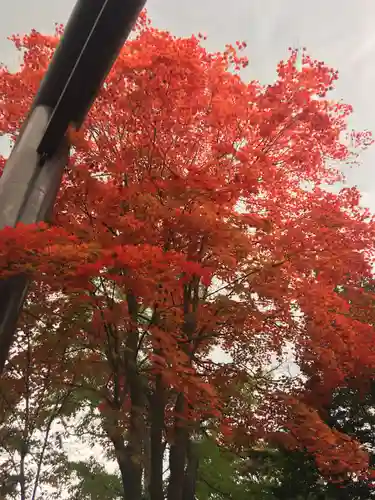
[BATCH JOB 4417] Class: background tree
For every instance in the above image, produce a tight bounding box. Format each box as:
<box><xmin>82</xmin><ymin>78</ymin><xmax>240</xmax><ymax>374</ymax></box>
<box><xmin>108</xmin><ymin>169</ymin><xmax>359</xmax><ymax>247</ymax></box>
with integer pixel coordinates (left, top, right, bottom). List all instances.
<box><xmin>195</xmin><ymin>375</ymin><xmax>375</xmax><ymax>499</ymax></box>
<box><xmin>0</xmin><ymin>287</ymin><xmax>79</xmax><ymax>499</ymax></box>
<box><xmin>203</xmin><ymin>280</ymin><xmax>375</xmax><ymax>500</ymax></box>
<box><xmin>235</xmin><ymin>381</ymin><xmax>375</xmax><ymax>500</ymax></box>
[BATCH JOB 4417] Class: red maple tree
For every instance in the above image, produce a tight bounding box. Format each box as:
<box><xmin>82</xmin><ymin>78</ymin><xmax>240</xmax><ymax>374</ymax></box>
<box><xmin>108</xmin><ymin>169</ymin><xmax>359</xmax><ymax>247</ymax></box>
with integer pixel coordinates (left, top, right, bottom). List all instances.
<box><xmin>0</xmin><ymin>11</ymin><xmax>375</xmax><ymax>499</ymax></box>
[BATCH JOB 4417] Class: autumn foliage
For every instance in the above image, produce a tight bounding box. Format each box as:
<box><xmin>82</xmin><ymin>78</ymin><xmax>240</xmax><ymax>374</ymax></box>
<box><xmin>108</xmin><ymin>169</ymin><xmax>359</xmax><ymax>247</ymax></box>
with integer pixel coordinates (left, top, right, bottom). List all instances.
<box><xmin>0</xmin><ymin>10</ymin><xmax>375</xmax><ymax>498</ymax></box>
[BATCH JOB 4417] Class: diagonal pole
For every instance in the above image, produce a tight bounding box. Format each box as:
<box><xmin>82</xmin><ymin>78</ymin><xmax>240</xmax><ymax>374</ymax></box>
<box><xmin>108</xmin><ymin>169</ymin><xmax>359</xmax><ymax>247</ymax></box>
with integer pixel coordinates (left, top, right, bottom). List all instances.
<box><xmin>0</xmin><ymin>0</ymin><xmax>146</xmax><ymax>373</ymax></box>
<box><xmin>0</xmin><ymin>107</ymin><xmax>70</xmax><ymax>373</ymax></box>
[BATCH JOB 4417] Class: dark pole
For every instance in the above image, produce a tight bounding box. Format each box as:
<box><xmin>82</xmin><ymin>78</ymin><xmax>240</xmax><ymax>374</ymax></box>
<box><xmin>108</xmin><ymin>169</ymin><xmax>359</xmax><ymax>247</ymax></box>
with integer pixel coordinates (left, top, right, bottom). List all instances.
<box><xmin>0</xmin><ymin>0</ymin><xmax>146</xmax><ymax>373</ymax></box>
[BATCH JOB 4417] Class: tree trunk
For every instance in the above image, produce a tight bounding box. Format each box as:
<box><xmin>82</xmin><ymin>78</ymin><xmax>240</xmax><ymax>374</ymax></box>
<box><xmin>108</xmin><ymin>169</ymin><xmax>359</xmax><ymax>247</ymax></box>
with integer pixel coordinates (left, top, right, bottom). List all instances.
<box><xmin>166</xmin><ymin>281</ymin><xmax>199</xmax><ymax>500</ymax></box>
<box><xmin>182</xmin><ymin>440</ymin><xmax>199</xmax><ymax>500</ymax></box>
<box><xmin>120</xmin><ymin>291</ymin><xmax>146</xmax><ymax>500</ymax></box>
<box><xmin>167</xmin><ymin>393</ymin><xmax>189</xmax><ymax>500</ymax></box>
<box><xmin>19</xmin><ymin>441</ymin><xmax>27</xmax><ymax>500</ymax></box>
<box><xmin>128</xmin><ymin>406</ymin><xmax>144</xmax><ymax>498</ymax></box>
<box><xmin>143</xmin><ymin>422</ymin><xmax>151</xmax><ymax>498</ymax></box>
<box><xmin>111</xmin><ymin>434</ymin><xmax>142</xmax><ymax>500</ymax></box>
<box><xmin>149</xmin><ymin>374</ymin><xmax>165</xmax><ymax>500</ymax></box>
<box><xmin>105</xmin><ymin>290</ymin><xmax>145</xmax><ymax>500</ymax></box>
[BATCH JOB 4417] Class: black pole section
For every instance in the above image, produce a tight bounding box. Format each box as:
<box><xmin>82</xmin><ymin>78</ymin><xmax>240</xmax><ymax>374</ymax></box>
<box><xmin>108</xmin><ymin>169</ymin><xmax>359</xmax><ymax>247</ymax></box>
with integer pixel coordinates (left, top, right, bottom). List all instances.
<box><xmin>0</xmin><ymin>275</ymin><xmax>30</xmax><ymax>372</ymax></box>
<box><xmin>0</xmin><ymin>106</ymin><xmax>70</xmax><ymax>375</ymax></box>
<box><xmin>37</xmin><ymin>0</ymin><xmax>146</xmax><ymax>156</ymax></box>
<box><xmin>0</xmin><ymin>0</ymin><xmax>146</xmax><ymax>373</ymax></box>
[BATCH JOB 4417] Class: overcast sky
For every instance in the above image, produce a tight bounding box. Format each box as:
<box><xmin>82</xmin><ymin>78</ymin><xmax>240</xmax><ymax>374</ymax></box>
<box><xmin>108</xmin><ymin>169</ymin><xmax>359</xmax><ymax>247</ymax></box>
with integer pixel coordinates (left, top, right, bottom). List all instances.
<box><xmin>1</xmin><ymin>0</ymin><xmax>375</xmax><ymax>208</ymax></box>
